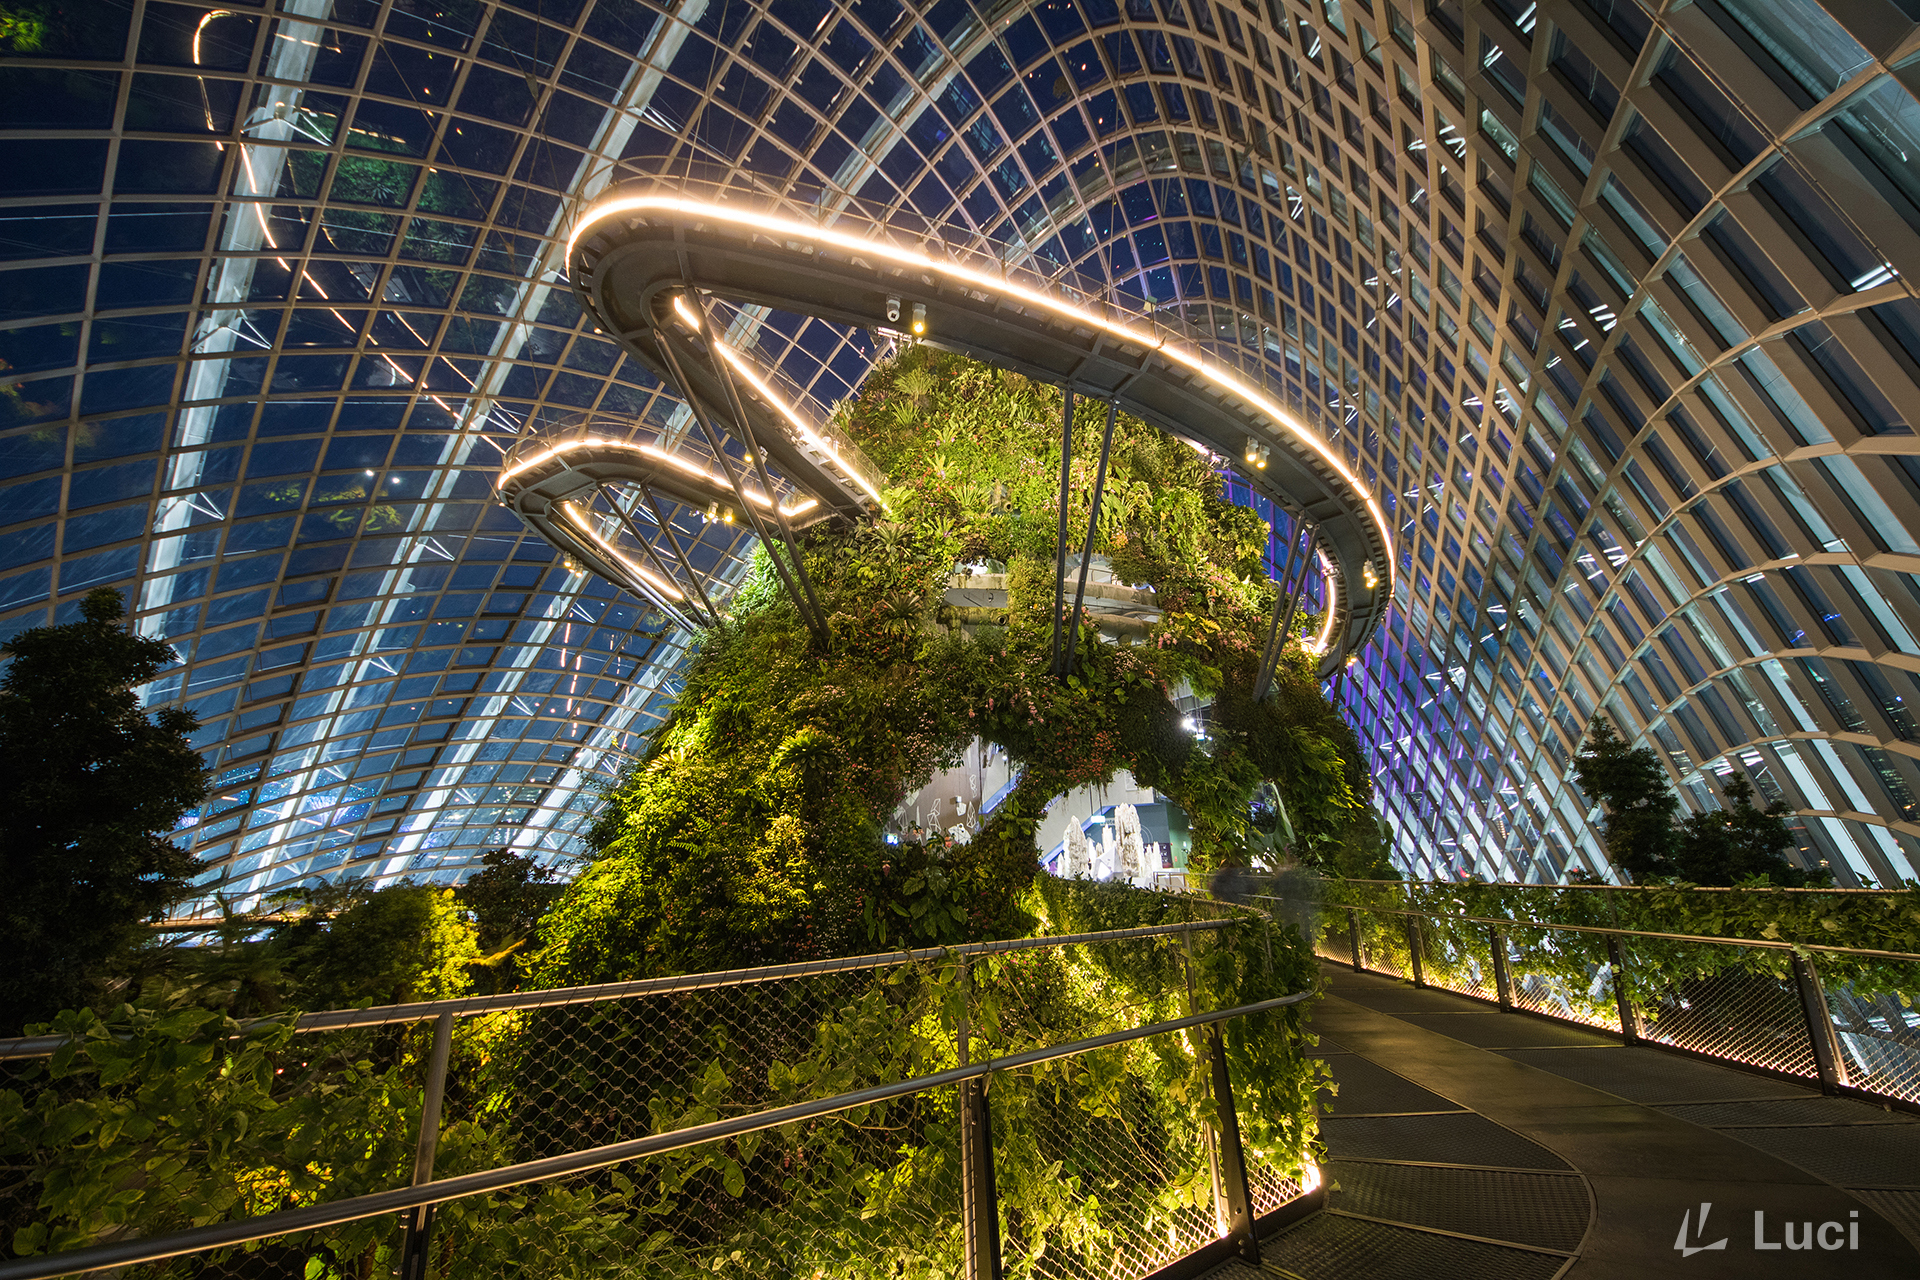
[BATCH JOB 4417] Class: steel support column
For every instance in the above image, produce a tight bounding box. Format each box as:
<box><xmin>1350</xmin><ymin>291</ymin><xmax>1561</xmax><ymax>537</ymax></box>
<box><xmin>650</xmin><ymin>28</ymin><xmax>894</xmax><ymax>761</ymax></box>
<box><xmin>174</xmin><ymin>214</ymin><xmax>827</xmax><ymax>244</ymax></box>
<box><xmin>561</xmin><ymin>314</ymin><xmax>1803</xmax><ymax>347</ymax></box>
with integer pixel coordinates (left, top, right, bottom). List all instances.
<box><xmin>1048</xmin><ymin>390</ymin><xmax>1076</xmax><ymax>677</ymax></box>
<box><xmin>654</xmin><ymin>329</ymin><xmax>825</xmax><ymax>644</ymax></box>
<box><xmin>1255</xmin><ymin>521</ymin><xmax>1318</xmax><ymax>701</ymax></box>
<box><xmin>640</xmin><ymin>484</ymin><xmax>723</xmax><ymax>626</ymax></box>
<box><xmin>694</xmin><ymin>292</ymin><xmax>828</xmax><ymax>633</ymax></box>
<box><xmin>1058</xmin><ymin>400</ymin><xmax>1119</xmax><ymax>680</ymax></box>
<box><xmin>1489</xmin><ymin>927</ymin><xmax>1513</xmax><ymax>1011</ymax></box>
<box><xmin>397</xmin><ymin>1011</ymin><xmax>453</xmax><ymax>1280</ymax></box>
<box><xmin>595</xmin><ymin>483</ymin><xmax>709</xmax><ymax>631</ymax></box>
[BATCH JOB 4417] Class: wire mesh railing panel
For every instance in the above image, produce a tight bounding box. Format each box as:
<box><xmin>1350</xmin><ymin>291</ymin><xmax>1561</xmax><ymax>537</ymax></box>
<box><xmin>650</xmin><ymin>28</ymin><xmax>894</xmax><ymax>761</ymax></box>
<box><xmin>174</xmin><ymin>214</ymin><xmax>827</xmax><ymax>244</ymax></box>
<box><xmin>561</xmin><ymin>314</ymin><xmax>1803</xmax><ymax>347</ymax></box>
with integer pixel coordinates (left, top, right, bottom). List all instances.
<box><xmin>1</xmin><ymin>918</ymin><xmax>1324</xmax><ymax>1280</ymax></box>
<box><xmin>993</xmin><ymin>1046</ymin><xmax>1219</xmax><ymax>1280</ymax></box>
<box><xmin>1622</xmin><ymin>940</ymin><xmax>1814</xmax><ymax>1081</ymax></box>
<box><xmin>502</xmin><ymin>966</ymin><xmax>933</xmax><ymax>1160</ymax></box>
<box><xmin>1501</xmin><ymin>924</ymin><xmax>1621</xmax><ymax>1032</ymax></box>
<box><xmin>1351</xmin><ymin>912</ymin><xmax>1411</xmax><ymax>980</ymax></box>
<box><xmin>1825</xmin><ymin>959</ymin><xmax>1920</xmax><ymax>1106</ymax></box>
<box><xmin>1243</xmin><ymin>1160</ymin><xmax>1310</xmax><ymax>1218</ymax></box>
<box><xmin>1416</xmin><ymin>921</ymin><xmax>1496</xmax><ymax>1003</ymax></box>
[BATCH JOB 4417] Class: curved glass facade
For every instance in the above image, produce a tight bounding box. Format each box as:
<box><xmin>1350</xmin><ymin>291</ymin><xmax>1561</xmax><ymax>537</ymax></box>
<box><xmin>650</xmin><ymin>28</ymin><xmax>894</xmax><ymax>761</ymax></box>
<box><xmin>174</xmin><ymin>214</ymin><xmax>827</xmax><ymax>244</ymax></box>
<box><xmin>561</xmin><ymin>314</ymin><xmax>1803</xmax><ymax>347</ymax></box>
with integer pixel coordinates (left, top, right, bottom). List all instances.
<box><xmin>6</xmin><ymin>0</ymin><xmax>1920</xmax><ymax>898</ymax></box>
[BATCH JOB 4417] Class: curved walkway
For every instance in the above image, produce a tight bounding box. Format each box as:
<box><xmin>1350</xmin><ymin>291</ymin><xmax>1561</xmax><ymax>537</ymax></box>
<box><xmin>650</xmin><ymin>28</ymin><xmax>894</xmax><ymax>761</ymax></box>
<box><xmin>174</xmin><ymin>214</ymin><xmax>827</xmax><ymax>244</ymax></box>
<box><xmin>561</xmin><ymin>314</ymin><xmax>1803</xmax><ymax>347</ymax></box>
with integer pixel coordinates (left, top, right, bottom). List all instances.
<box><xmin>565</xmin><ymin>191</ymin><xmax>1393</xmax><ymax>664</ymax></box>
<box><xmin>1205</xmin><ymin>962</ymin><xmax>1920</xmax><ymax>1279</ymax></box>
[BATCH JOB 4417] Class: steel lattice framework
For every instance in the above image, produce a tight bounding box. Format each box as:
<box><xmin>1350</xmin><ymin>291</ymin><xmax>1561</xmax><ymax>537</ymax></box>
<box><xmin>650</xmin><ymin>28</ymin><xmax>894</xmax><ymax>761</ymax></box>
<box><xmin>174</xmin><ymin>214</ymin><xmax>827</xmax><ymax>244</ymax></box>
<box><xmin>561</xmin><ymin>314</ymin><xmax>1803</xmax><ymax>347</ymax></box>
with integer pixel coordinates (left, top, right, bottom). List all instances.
<box><xmin>10</xmin><ymin>0</ymin><xmax>1920</xmax><ymax>899</ymax></box>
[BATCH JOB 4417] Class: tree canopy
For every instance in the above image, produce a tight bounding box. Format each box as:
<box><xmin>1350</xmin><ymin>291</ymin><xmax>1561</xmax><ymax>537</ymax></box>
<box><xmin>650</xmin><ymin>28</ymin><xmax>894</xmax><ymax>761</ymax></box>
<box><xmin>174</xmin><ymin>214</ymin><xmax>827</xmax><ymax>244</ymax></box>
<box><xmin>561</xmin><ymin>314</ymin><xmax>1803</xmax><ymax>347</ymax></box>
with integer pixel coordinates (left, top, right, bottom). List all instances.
<box><xmin>1573</xmin><ymin>713</ymin><xmax>1817</xmax><ymax>885</ymax></box>
<box><xmin>0</xmin><ymin>588</ymin><xmax>207</xmax><ymax>1033</ymax></box>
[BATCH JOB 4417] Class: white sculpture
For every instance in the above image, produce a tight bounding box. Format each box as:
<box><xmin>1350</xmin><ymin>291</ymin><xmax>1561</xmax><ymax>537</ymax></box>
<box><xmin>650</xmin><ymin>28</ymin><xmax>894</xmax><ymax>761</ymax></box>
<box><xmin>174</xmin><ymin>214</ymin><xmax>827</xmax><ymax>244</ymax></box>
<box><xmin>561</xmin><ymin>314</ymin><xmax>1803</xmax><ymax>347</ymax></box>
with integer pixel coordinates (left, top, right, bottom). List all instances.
<box><xmin>1064</xmin><ymin>819</ymin><xmax>1094</xmax><ymax>879</ymax></box>
<box><xmin>1114</xmin><ymin>803</ymin><xmax>1147</xmax><ymax>886</ymax></box>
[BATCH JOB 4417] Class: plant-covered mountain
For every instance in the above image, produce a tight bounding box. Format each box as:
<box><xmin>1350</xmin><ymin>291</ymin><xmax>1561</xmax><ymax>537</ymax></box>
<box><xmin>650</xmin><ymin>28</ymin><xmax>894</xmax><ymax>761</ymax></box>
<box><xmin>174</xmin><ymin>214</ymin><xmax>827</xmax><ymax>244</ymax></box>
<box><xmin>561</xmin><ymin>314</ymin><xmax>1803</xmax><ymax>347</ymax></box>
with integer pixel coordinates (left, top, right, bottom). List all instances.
<box><xmin>536</xmin><ymin>349</ymin><xmax>1382</xmax><ymax>983</ymax></box>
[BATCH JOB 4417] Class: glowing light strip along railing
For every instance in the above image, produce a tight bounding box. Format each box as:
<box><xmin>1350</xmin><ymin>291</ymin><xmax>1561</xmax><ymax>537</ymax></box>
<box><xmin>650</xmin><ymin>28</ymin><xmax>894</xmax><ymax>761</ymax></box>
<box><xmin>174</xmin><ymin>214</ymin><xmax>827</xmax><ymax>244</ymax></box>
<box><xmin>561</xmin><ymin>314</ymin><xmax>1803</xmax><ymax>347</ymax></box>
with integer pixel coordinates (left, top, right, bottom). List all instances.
<box><xmin>670</xmin><ymin>294</ymin><xmax>888</xmax><ymax>511</ymax></box>
<box><xmin>499</xmin><ymin>436</ymin><xmax>816</xmax><ymax>518</ymax></box>
<box><xmin>571</xmin><ymin>196</ymin><xmax>1393</xmax><ymax>589</ymax></box>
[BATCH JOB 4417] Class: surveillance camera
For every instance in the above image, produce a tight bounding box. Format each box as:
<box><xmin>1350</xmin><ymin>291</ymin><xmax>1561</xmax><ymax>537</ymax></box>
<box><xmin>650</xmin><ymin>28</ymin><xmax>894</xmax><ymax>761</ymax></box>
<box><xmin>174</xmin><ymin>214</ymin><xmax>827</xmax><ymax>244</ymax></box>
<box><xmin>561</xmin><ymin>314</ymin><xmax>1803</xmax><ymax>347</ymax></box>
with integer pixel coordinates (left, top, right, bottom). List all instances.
<box><xmin>886</xmin><ymin>297</ymin><xmax>901</xmax><ymax>323</ymax></box>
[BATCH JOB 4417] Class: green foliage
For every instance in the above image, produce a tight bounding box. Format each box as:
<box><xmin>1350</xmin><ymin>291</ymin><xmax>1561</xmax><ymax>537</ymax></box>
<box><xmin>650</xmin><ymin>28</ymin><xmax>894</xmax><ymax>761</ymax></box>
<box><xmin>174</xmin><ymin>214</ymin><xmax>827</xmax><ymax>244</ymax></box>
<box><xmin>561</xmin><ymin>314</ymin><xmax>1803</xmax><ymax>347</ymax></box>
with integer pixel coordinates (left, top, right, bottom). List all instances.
<box><xmin>1320</xmin><ymin>876</ymin><xmax>1920</xmax><ymax>1005</ymax></box>
<box><xmin>1574</xmin><ymin>714</ymin><xmax>1820</xmax><ymax>886</ymax></box>
<box><xmin>0</xmin><ymin>589</ymin><xmax>208</xmax><ymax>1035</ymax></box>
<box><xmin>541</xmin><ymin>350</ymin><xmax>1369</xmax><ymax>985</ymax></box>
<box><xmin>456</xmin><ymin>848</ymin><xmax>568</xmax><ymax>982</ymax></box>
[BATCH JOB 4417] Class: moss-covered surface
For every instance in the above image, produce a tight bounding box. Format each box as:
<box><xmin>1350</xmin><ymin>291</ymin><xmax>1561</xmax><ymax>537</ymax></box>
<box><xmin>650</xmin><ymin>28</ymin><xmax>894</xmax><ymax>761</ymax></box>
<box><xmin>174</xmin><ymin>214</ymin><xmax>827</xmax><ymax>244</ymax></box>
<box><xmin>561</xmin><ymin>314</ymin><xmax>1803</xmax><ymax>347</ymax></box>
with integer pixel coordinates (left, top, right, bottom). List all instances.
<box><xmin>534</xmin><ymin>348</ymin><xmax>1376</xmax><ymax>985</ymax></box>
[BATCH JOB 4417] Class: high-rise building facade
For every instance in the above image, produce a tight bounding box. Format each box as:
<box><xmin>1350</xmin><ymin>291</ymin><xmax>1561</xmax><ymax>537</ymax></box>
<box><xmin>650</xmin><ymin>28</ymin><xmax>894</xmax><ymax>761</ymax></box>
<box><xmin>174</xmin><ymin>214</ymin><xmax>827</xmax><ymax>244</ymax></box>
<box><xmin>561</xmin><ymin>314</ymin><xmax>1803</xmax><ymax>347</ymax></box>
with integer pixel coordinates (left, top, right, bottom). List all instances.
<box><xmin>6</xmin><ymin>0</ymin><xmax>1920</xmax><ymax>897</ymax></box>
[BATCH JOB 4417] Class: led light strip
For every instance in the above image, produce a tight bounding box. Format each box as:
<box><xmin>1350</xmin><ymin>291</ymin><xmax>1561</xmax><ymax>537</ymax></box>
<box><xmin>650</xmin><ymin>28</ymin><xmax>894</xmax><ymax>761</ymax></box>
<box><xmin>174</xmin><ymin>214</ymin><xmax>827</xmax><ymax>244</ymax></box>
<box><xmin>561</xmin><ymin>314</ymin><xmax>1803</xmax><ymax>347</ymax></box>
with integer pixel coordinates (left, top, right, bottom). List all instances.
<box><xmin>557</xmin><ymin>501</ymin><xmax>686</xmax><ymax>601</ymax></box>
<box><xmin>570</xmin><ymin>194</ymin><xmax>1393</xmax><ymax>591</ymax></box>
<box><xmin>671</xmin><ymin>297</ymin><xmax>890</xmax><ymax>512</ymax></box>
<box><xmin>1306</xmin><ymin>548</ymin><xmax>1338</xmax><ymax>655</ymax></box>
<box><xmin>499</xmin><ymin>436</ymin><xmax>817</xmax><ymax>518</ymax></box>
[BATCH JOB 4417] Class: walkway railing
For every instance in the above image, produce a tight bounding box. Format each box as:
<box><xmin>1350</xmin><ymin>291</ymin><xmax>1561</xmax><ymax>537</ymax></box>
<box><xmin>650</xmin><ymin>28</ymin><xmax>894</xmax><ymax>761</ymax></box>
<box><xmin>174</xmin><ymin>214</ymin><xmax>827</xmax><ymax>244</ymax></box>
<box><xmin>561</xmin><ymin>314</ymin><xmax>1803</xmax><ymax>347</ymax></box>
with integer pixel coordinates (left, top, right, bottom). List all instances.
<box><xmin>1265</xmin><ymin>893</ymin><xmax>1920</xmax><ymax>1111</ymax></box>
<box><xmin>0</xmin><ymin>917</ymin><xmax>1319</xmax><ymax>1280</ymax></box>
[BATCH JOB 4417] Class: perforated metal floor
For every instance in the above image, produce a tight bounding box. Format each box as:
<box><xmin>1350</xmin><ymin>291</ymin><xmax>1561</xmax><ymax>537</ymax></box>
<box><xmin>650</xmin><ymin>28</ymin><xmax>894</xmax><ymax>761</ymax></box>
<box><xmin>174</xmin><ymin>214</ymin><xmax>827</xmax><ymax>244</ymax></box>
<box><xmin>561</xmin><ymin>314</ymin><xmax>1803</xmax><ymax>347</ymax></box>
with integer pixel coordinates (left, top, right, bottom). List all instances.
<box><xmin>1312</xmin><ymin>1053</ymin><xmax>1462</xmax><ymax>1116</ymax></box>
<box><xmin>1659</xmin><ymin>1097</ymin><xmax>1920</xmax><ymax>1128</ymax></box>
<box><xmin>1325</xmin><ymin>1160</ymin><xmax>1588</xmax><ymax>1252</ymax></box>
<box><xmin>1495</xmin><ymin>1045</ymin><xmax>1814</xmax><ymax>1103</ymax></box>
<box><xmin>1387</xmin><ymin>1011</ymin><xmax>1618</xmax><ymax>1049</ymax></box>
<box><xmin>1318</xmin><ymin>1111</ymin><xmax>1573</xmax><ymax>1170</ymax></box>
<box><xmin>1251</xmin><ymin>1212</ymin><xmax>1568</xmax><ymax>1280</ymax></box>
<box><xmin>1716</xmin><ymin>1123</ymin><xmax>1920</xmax><ymax>1188</ymax></box>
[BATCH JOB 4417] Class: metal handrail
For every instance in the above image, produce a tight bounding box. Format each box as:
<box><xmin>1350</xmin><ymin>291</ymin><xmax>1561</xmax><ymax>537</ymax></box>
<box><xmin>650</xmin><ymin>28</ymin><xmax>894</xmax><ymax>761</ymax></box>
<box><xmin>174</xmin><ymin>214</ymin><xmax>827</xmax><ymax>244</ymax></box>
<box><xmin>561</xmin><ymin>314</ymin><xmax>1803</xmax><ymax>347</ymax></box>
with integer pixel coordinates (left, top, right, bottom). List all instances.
<box><xmin>0</xmin><ymin>988</ymin><xmax>1312</xmax><ymax>1280</ymax></box>
<box><xmin>0</xmin><ymin>917</ymin><xmax>1244</xmax><ymax>1059</ymax></box>
<box><xmin>1274</xmin><ymin>897</ymin><xmax>1920</xmax><ymax>964</ymax></box>
<box><xmin>1329</xmin><ymin>877</ymin><xmax>1911</xmax><ymax>895</ymax></box>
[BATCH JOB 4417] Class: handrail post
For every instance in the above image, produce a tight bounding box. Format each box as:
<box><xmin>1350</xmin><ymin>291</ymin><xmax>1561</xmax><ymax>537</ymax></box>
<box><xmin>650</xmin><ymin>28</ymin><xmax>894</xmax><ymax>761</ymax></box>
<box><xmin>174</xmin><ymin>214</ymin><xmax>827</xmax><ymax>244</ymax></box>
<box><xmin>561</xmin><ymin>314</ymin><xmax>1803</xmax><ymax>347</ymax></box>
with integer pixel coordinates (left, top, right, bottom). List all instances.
<box><xmin>1405</xmin><ymin>918</ymin><xmax>1426</xmax><ymax>988</ymax></box>
<box><xmin>1489</xmin><ymin>927</ymin><xmax>1513</xmax><ymax>1011</ymax></box>
<box><xmin>957</xmin><ymin>958</ymin><xmax>1001</xmax><ymax>1280</ymax></box>
<box><xmin>1790</xmin><ymin>951</ymin><xmax>1850</xmax><ymax>1095</ymax></box>
<box><xmin>1206</xmin><ymin>1024</ymin><xmax>1261</xmax><ymax>1264</ymax></box>
<box><xmin>1346</xmin><ymin>908</ymin><xmax>1364</xmax><ymax>972</ymax></box>
<box><xmin>398</xmin><ymin>1011</ymin><xmax>453</xmax><ymax>1280</ymax></box>
<box><xmin>1605</xmin><ymin>937</ymin><xmax>1641</xmax><ymax>1045</ymax></box>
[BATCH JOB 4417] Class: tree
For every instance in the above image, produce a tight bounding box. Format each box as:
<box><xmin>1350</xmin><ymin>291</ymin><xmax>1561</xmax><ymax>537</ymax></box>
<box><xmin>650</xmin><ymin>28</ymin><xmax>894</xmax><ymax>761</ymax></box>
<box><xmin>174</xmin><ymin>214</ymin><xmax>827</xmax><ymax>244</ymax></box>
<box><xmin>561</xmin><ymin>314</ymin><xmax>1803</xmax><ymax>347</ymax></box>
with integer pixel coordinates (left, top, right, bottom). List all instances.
<box><xmin>457</xmin><ymin>847</ymin><xmax>566</xmax><ymax>991</ymax></box>
<box><xmin>0</xmin><ymin>588</ymin><xmax>207</xmax><ymax>1033</ymax></box>
<box><xmin>1574</xmin><ymin>714</ymin><xmax>1819</xmax><ymax>886</ymax></box>
<box><xmin>1671</xmin><ymin>771</ymin><xmax>1814</xmax><ymax>886</ymax></box>
<box><xmin>1572</xmin><ymin>714</ymin><xmax>1680</xmax><ymax>880</ymax></box>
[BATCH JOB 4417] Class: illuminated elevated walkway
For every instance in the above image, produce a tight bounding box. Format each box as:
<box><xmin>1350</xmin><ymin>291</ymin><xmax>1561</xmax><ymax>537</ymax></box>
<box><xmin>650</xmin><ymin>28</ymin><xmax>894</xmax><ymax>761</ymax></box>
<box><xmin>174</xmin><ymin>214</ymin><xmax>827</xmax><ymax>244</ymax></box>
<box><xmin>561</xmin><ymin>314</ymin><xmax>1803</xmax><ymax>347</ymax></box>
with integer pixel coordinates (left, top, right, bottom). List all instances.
<box><xmin>560</xmin><ymin>189</ymin><xmax>1392</xmax><ymax>670</ymax></box>
<box><xmin>1198</xmin><ymin>963</ymin><xmax>1920</xmax><ymax>1280</ymax></box>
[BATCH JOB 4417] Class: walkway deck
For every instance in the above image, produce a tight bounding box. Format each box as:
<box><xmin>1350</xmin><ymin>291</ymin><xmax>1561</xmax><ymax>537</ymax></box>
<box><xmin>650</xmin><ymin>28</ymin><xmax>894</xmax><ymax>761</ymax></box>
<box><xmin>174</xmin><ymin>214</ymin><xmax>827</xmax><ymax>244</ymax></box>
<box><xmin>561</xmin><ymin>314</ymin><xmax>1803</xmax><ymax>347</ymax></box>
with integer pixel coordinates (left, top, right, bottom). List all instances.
<box><xmin>1206</xmin><ymin>961</ymin><xmax>1920</xmax><ymax>1279</ymax></box>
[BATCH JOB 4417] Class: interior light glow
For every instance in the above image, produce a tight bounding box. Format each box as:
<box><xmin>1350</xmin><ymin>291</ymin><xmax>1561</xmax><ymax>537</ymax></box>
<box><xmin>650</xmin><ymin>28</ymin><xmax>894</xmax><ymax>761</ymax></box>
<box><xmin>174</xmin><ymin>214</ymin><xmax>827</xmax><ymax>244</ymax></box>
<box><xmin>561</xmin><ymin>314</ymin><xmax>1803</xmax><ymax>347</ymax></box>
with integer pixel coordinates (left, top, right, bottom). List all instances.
<box><xmin>567</xmin><ymin>195</ymin><xmax>1394</xmax><ymax>592</ymax></box>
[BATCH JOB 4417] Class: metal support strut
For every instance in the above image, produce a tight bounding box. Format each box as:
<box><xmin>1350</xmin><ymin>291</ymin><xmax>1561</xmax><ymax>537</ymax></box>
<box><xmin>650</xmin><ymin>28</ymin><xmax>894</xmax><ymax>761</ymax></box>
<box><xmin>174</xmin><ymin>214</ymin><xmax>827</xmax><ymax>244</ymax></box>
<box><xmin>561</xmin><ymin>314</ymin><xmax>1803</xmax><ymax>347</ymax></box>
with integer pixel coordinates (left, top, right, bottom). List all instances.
<box><xmin>397</xmin><ymin>1011</ymin><xmax>453</xmax><ymax>1280</ymax></box>
<box><xmin>1791</xmin><ymin>951</ymin><xmax>1851</xmax><ymax>1095</ymax></box>
<box><xmin>1254</xmin><ymin>521</ymin><xmax>1318</xmax><ymax>700</ymax></box>
<box><xmin>1207</xmin><ymin>1024</ymin><xmax>1261</xmax><ymax>1265</ymax></box>
<box><xmin>1048</xmin><ymin>390</ymin><xmax>1076</xmax><ymax>678</ymax></box>
<box><xmin>1606</xmin><ymin>937</ymin><xmax>1641</xmax><ymax>1045</ymax></box>
<box><xmin>956</xmin><ymin>960</ymin><xmax>1001</xmax><ymax>1280</ymax></box>
<box><xmin>654</xmin><ymin>312</ymin><xmax>827</xmax><ymax>645</ymax></box>
<box><xmin>1489</xmin><ymin>927</ymin><xmax>1514</xmax><ymax>1011</ymax></box>
<box><xmin>1059</xmin><ymin>400</ymin><xmax>1120</xmax><ymax>679</ymax></box>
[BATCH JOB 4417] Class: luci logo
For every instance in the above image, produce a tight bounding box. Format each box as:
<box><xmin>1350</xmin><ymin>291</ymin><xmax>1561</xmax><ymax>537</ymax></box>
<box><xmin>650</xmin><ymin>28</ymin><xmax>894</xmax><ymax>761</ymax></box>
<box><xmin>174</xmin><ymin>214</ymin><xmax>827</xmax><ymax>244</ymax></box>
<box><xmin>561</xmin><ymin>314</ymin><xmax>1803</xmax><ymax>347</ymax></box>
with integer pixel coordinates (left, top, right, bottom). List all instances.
<box><xmin>1675</xmin><ymin>1202</ymin><xmax>1729</xmax><ymax>1256</ymax></box>
<box><xmin>1755</xmin><ymin>1209</ymin><xmax>1859</xmax><ymax>1252</ymax></box>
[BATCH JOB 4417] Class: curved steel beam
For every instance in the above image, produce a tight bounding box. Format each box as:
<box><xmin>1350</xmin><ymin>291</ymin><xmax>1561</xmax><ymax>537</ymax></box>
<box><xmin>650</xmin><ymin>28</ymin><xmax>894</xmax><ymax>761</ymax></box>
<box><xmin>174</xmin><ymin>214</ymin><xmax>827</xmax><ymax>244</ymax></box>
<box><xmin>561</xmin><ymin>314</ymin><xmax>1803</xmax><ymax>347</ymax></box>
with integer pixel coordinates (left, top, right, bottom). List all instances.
<box><xmin>566</xmin><ymin>192</ymin><xmax>1393</xmax><ymax>669</ymax></box>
